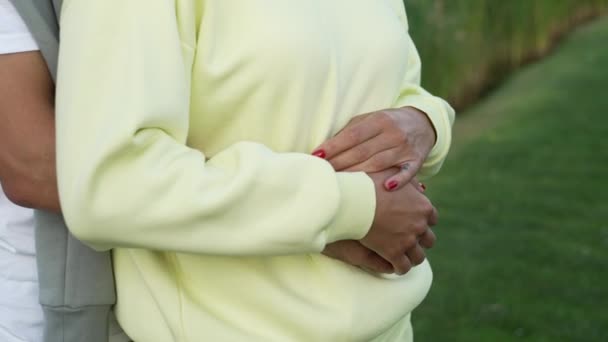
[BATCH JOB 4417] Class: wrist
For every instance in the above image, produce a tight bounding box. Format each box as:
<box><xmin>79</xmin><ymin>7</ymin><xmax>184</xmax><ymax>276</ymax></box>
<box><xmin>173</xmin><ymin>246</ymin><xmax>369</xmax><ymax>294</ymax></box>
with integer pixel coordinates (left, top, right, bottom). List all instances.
<box><xmin>403</xmin><ymin>106</ymin><xmax>437</xmax><ymax>145</ymax></box>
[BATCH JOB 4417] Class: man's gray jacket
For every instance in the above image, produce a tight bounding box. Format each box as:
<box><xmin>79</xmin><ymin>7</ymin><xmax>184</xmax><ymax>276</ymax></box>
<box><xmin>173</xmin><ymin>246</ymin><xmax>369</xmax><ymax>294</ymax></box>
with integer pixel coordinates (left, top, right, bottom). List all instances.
<box><xmin>8</xmin><ymin>1</ymin><xmax>126</xmax><ymax>341</ymax></box>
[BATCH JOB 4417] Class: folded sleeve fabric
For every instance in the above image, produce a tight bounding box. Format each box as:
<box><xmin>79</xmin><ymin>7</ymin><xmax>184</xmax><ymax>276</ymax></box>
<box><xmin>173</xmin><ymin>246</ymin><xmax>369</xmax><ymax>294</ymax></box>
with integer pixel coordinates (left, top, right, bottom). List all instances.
<box><xmin>56</xmin><ymin>0</ymin><xmax>376</xmax><ymax>256</ymax></box>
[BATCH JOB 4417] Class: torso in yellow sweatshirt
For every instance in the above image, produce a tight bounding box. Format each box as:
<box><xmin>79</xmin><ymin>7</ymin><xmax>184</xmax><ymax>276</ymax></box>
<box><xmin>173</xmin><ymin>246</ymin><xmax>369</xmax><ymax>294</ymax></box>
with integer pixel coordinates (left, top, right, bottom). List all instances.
<box><xmin>55</xmin><ymin>0</ymin><xmax>455</xmax><ymax>341</ymax></box>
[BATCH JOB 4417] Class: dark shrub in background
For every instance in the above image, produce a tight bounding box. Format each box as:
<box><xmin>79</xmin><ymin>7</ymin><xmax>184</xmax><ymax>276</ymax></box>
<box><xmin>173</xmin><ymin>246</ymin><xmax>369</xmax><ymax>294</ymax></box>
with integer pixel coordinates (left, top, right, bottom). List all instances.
<box><xmin>406</xmin><ymin>0</ymin><xmax>608</xmax><ymax>109</ymax></box>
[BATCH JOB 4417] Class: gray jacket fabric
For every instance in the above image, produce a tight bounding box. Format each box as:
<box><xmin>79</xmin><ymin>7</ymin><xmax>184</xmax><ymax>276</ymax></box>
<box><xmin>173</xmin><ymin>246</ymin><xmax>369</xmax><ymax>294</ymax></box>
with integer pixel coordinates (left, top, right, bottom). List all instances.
<box><xmin>8</xmin><ymin>1</ymin><xmax>125</xmax><ymax>341</ymax></box>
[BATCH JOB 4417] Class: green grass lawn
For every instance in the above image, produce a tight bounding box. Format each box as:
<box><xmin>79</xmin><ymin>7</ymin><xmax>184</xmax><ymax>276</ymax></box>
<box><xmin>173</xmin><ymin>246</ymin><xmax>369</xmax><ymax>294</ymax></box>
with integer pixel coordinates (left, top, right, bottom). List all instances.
<box><xmin>413</xmin><ymin>16</ymin><xmax>608</xmax><ymax>342</ymax></box>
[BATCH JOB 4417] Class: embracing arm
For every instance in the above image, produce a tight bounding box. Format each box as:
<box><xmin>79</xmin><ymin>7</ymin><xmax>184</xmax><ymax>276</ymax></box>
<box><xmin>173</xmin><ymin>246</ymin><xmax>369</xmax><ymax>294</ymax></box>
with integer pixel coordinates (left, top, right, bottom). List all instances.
<box><xmin>0</xmin><ymin>51</ymin><xmax>60</xmax><ymax>212</ymax></box>
<box><xmin>56</xmin><ymin>0</ymin><xmax>376</xmax><ymax>255</ymax></box>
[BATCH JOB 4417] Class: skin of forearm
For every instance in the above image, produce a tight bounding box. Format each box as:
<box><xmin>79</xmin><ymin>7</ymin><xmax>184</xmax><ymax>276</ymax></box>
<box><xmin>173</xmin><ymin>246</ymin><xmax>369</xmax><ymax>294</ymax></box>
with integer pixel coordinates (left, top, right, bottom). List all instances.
<box><xmin>0</xmin><ymin>52</ymin><xmax>61</xmax><ymax>212</ymax></box>
<box><xmin>0</xmin><ymin>126</ymin><xmax>60</xmax><ymax>212</ymax></box>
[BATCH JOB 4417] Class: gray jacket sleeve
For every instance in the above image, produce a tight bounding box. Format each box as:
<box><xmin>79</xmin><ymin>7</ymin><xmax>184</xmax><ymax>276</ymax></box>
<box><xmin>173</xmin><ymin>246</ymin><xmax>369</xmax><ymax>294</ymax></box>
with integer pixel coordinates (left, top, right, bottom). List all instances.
<box><xmin>35</xmin><ymin>211</ymin><xmax>121</xmax><ymax>342</ymax></box>
<box><xmin>8</xmin><ymin>1</ymin><xmax>125</xmax><ymax>341</ymax></box>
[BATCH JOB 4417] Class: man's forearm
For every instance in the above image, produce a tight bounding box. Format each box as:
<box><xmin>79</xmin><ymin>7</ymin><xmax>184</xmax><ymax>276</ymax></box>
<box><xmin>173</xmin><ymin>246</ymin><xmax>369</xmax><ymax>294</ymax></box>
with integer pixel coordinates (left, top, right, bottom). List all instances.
<box><xmin>0</xmin><ymin>137</ymin><xmax>60</xmax><ymax>212</ymax></box>
<box><xmin>0</xmin><ymin>51</ymin><xmax>61</xmax><ymax>212</ymax></box>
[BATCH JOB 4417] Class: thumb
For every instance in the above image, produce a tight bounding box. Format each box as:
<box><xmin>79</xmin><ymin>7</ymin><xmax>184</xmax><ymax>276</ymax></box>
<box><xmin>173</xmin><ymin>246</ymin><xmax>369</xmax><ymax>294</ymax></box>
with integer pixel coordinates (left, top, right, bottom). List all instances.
<box><xmin>384</xmin><ymin>160</ymin><xmax>422</xmax><ymax>191</ymax></box>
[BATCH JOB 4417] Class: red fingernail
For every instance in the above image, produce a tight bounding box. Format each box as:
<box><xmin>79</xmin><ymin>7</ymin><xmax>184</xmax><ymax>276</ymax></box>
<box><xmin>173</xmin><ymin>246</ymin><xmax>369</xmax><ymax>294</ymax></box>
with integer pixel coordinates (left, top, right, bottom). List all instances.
<box><xmin>312</xmin><ymin>150</ymin><xmax>326</xmax><ymax>159</ymax></box>
<box><xmin>420</xmin><ymin>183</ymin><xmax>427</xmax><ymax>191</ymax></box>
<box><xmin>387</xmin><ymin>180</ymin><xmax>399</xmax><ymax>191</ymax></box>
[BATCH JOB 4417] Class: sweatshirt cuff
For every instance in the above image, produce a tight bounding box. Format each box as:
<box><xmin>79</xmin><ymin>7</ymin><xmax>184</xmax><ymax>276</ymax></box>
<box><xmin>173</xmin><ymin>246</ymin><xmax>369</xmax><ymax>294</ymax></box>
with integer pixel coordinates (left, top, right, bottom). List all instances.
<box><xmin>325</xmin><ymin>172</ymin><xmax>376</xmax><ymax>243</ymax></box>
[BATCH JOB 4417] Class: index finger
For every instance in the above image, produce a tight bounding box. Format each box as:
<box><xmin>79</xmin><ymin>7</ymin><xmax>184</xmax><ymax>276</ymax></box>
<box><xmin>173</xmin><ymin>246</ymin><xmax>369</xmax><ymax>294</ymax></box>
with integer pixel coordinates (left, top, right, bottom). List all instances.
<box><xmin>313</xmin><ymin>119</ymin><xmax>381</xmax><ymax>160</ymax></box>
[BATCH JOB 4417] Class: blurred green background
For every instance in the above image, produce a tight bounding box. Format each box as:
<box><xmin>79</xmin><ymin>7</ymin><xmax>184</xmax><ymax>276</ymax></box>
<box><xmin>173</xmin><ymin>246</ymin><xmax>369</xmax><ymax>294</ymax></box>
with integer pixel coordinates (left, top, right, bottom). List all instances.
<box><xmin>407</xmin><ymin>0</ymin><xmax>608</xmax><ymax>109</ymax></box>
<box><xmin>404</xmin><ymin>1</ymin><xmax>608</xmax><ymax>341</ymax></box>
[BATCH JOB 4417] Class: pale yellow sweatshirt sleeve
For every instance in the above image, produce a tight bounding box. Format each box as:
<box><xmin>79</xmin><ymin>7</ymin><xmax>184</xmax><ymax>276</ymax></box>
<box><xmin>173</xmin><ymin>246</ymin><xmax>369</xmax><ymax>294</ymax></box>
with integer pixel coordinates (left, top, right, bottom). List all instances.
<box><xmin>393</xmin><ymin>4</ymin><xmax>456</xmax><ymax>178</ymax></box>
<box><xmin>55</xmin><ymin>0</ymin><xmax>376</xmax><ymax>255</ymax></box>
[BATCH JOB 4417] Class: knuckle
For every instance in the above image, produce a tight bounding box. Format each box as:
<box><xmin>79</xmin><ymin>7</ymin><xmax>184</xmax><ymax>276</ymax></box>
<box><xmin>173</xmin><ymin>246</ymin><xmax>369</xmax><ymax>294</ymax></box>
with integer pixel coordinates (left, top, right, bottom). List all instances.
<box><xmin>414</xmin><ymin>222</ymin><xmax>428</xmax><ymax>235</ymax></box>
<box><xmin>398</xmin><ymin>131</ymin><xmax>410</xmax><ymax>144</ymax></box>
<box><xmin>390</xmin><ymin>130</ymin><xmax>408</xmax><ymax>145</ymax></box>
<box><xmin>377</xmin><ymin>111</ymin><xmax>393</xmax><ymax>125</ymax></box>
<box><xmin>430</xmin><ymin>206</ymin><xmax>439</xmax><ymax>218</ymax></box>
<box><xmin>403</xmin><ymin>235</ymin><xmax>418</xmax><ymax>248</ymax></box>
<box><xmin>419</xmin><ymin>229</ymin><xmax>434</xmax><ymax>242</ymax></box>
<box><xmin>422</xmin><ymin>201</ymin><xmax>434</xmax><ymax>216</ymax></box>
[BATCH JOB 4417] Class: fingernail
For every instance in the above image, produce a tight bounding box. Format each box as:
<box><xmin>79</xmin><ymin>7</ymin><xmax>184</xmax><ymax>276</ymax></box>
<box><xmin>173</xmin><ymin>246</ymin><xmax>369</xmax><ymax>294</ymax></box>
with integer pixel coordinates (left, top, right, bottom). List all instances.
<box><xmin>387</xmin><ymin>180</ymin><xmax>399</xmax><ymax>191</ymax></box>
<box><xmin>420</xmin><ymin>183</ymin><xmax>427</xmax><ymax>191</ymax></box>
<box><xmin>312</xmin><ymin>149</ymin><xmax>326</xmax><ymax>159</ymax></box>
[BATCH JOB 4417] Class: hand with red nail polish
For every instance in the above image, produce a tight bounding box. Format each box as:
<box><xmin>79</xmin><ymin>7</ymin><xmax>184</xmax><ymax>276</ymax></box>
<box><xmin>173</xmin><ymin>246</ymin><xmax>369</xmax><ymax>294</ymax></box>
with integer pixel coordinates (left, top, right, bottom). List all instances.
<box><xmin>312</xmin><ymin>106</ymin><xmax>436</xmax><ymax>192</ymax></box>
<box><xmin>358</xmin><ymin>168</ymin><xmax>438</xmax><ymax>275</ymax></box>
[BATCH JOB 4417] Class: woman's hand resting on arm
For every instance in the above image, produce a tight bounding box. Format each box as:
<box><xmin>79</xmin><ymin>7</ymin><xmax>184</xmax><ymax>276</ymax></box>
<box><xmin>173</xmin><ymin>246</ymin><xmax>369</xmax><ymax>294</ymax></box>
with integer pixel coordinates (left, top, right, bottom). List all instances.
<box><xmin>313</xmin><ymin>106</ymin><xmax>436</xmax><ymax>191</ymax></box>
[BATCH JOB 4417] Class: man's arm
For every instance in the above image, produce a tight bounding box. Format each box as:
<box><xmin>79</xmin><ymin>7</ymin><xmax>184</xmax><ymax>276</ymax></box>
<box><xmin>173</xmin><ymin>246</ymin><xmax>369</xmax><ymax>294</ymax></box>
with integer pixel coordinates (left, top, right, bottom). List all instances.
<box><xmin>0</xmin><ymin>51</ymin><xmax>60</xmax><ymax>212</ymax></box>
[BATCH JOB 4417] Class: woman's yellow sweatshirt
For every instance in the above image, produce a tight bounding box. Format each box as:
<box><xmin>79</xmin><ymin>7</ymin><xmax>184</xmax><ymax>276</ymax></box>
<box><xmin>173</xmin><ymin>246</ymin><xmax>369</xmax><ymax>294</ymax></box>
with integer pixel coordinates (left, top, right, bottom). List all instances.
<box><xmin>55</xmin><ymin>0</ymin><xmax>455</xmax><ymax>341</ymax></box>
